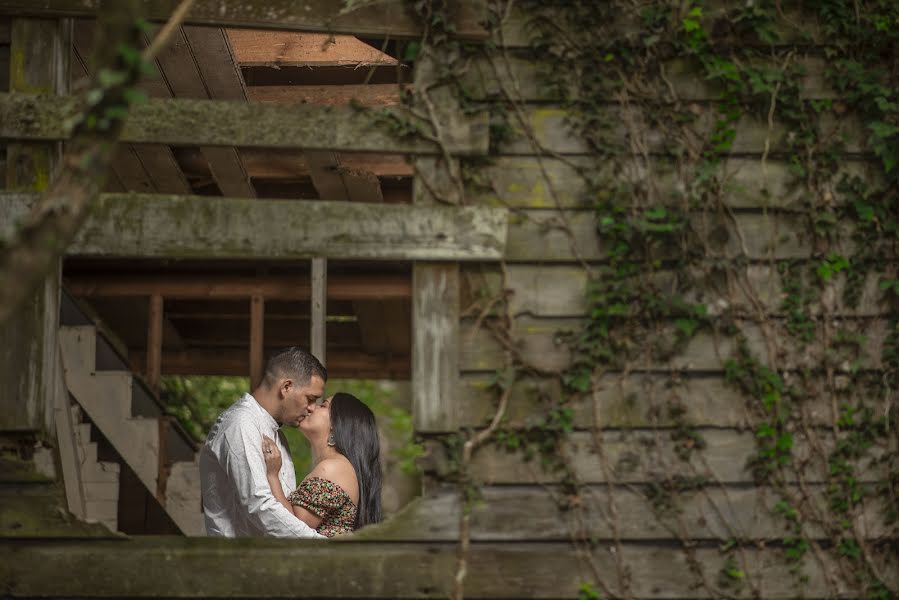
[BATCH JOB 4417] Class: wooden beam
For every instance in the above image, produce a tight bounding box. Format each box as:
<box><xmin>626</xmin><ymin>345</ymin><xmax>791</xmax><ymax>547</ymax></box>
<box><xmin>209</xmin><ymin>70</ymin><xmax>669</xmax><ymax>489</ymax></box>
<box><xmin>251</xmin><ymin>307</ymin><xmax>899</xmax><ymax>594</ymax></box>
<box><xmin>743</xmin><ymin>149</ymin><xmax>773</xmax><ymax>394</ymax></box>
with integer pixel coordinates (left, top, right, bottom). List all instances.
<box><xmin>0</xmin><ymin>17</ymin><xmax>67</xmax><ymax>433</ymax></box>
<box><xmin>0</xmin><ymin>0</ymin><xmax>489</xmax><ymax>39</ymax></box>
<box><xmin>132</xmin><ymin>348</ymin><xmax>410</xmax><ymax>379</ymax></box>
<box><xmin>65</xmin><ymin>274</ymin><xmax>411</xmax><ymax>301</ymax></box>
<box><xmin>234</xmin><ymin>149</ymin><xmax>409</xmax><ymax>186</ymax></box>
<box><xmin>249</xmin><ymin>295</ymin><xmax>263</xmax><ymax>388</ymax></box>
<box><xmin>342</xmin><ymin>167</ymin><xmax>383</xmax><ymax>203</ymax></box>
<box><xmin>2</xmin><ymin>193</ymin><xmax>508</xmax><ymax>260</ymax></box>
<box><xmin>3</xmin><ymin>537</ymin><xmax>881</xmax><ymax>599</ymax></box>
<box><xmin>132</xmin><ymin>145</ymin><xmax>192</xmax><ymax>193</ymax></box>
<box><xmin>150</xmin><ymin>24</ymin><xmax>255</xmax><ymax>198</ymax></box>
<box><xmin>305</xmin><ymin>152</ymin><xmax>348</xmax><ymax>200</ymax></box>
<box><xmin>71</xmin><ymin>21</ymin><xmax>191</xmax><ymax>195</ymax></box>
<box><xmin>200</xmin><ymin>147</ymin><xmax>254</xmax><ymax>197</ymax></box>
<box><xmin>182</xmin><ymin>26</ymin><xmax>247</xmax><ymax>101</ymax></box>
<box><xmin>227</xmin><ymin>30</ymin><xmax>398</xmax><ymax>67</ymax></box>
<box><xmin>248</xmin><ymin>83</ymin><xmax>403</xmax><ymax>107</ymax></box>
<box><xmin>241</xmin><ymin>150</ymin><xmax>413</xmax><ymax>179</ymax></box>
<box><xmin>5</xmin><ymin>20</ymin><xmax>62</xmax><ymax>190</ymax></box>
<box><xmin>53</xmin><ymin>351</ymin><xmax>86</xmax><ymax>520</ymax></box>
<box><xmin>146</xmin><ymin>293</ymin><xmax>163</xmax><ymax>392</ymax></box>
<box><xmin>0</xmin><ymin>93</ymin><xmax>490</xmax><ymax>155</ymax></box>
<box><xmin>310</xmin><ymin>258</ymin><xmax>326</xmax><ymax>364</ymax></box>
<box><xmin>304</xmin><ymin>150</ymin><xmax>384</xmax><ymax>203</ymax></box>
<box><xmin>247</xmin><ymin>84</ymin><xmax>403</xmax><ymax>107</ymax></box>
<box><xmin>109</xmin><ymin>146</ymin><xmax>159</xmax><ymax>193</ymax></box>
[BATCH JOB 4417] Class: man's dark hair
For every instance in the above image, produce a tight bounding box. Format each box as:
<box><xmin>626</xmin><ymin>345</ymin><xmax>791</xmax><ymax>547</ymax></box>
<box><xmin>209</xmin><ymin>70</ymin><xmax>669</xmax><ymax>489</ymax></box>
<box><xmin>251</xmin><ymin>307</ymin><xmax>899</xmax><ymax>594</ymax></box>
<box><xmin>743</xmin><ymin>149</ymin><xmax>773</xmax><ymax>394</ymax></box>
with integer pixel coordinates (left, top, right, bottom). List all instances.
<box><xmin>261</xmin><ymin>347</ymin><xmax>327</xmax><ymax>387</ymax></box>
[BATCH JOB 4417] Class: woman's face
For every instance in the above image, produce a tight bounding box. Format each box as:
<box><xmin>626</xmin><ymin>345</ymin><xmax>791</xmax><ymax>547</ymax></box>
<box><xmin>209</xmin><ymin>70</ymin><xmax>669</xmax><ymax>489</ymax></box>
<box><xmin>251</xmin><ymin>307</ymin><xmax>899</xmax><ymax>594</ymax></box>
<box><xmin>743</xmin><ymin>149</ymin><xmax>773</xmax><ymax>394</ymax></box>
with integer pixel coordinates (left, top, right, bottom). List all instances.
<box><xmin>299</xmin><ymin>395</ymin><xmax>332</xmax><ymax>437</ymax></box>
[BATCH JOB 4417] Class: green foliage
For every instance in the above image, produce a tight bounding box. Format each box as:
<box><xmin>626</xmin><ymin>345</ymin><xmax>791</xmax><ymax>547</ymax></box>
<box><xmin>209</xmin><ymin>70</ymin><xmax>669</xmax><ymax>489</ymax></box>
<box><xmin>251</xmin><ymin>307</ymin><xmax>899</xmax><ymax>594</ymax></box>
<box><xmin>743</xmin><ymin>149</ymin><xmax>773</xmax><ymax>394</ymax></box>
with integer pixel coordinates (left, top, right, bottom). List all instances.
<box><xmin>160</xmin><ymin>376</ymin><xmax>248</xmax><ymax>442</ymax></box>
<box><xmin>577</xmin><ymin>583</ymin><xmax>602</xmax><ymax>600</ymax></box>
<box><xmin>717</xmin><ymin>554</ymin><xmax>746</xmax><ymax>589</ymax></box>
<box><xmin>161</xmin><ymin>377</ymin><xmax>422</xmax><ymax>483</ymax></box>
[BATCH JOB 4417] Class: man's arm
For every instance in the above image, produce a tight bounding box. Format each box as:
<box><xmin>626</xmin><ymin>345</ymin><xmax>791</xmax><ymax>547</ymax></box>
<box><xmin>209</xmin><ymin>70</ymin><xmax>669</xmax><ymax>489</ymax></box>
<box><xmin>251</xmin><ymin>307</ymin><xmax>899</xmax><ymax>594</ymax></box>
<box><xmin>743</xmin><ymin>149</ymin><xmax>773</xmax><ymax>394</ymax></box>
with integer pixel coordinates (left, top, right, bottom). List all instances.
<box><xmin>219</xmin><ymin>420</ymin><xmax>324</xmax><ymax>538</ymax></box>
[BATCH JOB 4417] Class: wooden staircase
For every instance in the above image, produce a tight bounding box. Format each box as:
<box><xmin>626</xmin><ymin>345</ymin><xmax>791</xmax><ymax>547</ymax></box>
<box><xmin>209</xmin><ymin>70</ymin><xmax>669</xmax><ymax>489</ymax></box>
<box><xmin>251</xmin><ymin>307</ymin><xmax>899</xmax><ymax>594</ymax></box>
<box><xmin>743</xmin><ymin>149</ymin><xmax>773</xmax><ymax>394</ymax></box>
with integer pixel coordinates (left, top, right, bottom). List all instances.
<box><xmin>70</xmin><ymin>403</ymin><xmax>120</xmax><ymax>531</ymax></box>
<box><xmin>58</xmin><ymin>292</ymin><xmax>204</xmax><ymax>535</ymax></box>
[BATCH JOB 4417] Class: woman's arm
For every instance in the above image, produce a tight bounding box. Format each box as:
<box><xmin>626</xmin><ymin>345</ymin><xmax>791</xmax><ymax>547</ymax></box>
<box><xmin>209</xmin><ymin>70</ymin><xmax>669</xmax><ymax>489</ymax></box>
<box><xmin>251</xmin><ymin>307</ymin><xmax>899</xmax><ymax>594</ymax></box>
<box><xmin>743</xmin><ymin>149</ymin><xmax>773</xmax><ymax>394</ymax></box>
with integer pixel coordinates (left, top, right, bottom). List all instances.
<box><xmin>262</xmin><ymin>436</ymin><xmax>323</xmax><ymax>529</ymax></box>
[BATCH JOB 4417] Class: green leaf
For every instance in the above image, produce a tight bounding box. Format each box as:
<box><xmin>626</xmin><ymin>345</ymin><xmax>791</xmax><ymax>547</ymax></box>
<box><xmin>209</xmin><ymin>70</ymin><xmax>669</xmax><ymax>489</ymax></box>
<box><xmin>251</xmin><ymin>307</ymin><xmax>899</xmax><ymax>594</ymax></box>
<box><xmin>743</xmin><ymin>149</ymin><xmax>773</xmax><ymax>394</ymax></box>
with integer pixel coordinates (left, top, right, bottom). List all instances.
<box><xmin>123</xmin><ymin>87</ymin><xmax>148</xmax><ymax>105</ymax></box>
<box><xmin>402</xmin><ymin>41</ymin><xmax>421</xmax><ymax>62</ymax></box>
<box><xmin>98</xmin><ymin>68</ymin><xmax>128</xmax><ymax>88</ymax></box>
<box><xmin>675</xmin><ymin>318</ymin><xmax>698</xmax><ymax>337</ymax></box>
<box><xmin>683</xmin><ymin>18</ymin><xmax>700</xmax><ymax>32</ymax></box>
<box><xmin>869</xmin><ymin>121</ymin><xmax>899</xmax><ymax>139</ymax></box>
<box><xmin>776</xmin><ymin>432</ymin><xmax>794</xmax><ymax>452</ymax></box>
<box><xmin>85</xmin><ymin>88</ymin><xmax>104</xmax><ymax>107</ymax></box>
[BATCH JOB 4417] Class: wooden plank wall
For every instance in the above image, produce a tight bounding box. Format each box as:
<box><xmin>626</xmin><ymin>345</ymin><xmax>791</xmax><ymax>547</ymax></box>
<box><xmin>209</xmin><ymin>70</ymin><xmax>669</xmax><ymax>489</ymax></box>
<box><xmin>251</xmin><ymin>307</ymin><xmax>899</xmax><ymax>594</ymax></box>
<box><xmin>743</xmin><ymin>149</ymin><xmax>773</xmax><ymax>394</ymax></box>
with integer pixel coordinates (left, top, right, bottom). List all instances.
<box><xmin>411</xmin><ymin>3</ymin><xmax>898</xmax><ymax>599</ymax></box>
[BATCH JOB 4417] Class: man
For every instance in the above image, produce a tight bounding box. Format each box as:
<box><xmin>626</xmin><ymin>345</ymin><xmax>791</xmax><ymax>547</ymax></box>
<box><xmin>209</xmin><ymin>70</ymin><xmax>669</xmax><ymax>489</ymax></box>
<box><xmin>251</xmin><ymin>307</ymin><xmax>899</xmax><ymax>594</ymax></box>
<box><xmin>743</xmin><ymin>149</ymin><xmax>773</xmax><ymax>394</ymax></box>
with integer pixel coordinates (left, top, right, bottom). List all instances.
<box><xmin>200</xmin><ymin>347</ymin><xmax>327</xmax><ymax>538</ymax></box>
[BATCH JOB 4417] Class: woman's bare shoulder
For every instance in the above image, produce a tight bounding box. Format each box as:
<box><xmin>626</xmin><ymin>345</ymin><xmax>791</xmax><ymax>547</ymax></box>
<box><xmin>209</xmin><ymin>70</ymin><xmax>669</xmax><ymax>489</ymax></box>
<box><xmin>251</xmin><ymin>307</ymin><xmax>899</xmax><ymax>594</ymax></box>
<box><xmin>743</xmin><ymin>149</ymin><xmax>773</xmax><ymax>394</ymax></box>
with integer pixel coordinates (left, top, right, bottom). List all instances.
<box><xmin>306</xmin><ymin>457</ymin><xmax>358</xmax><ymax>500</ymax></box>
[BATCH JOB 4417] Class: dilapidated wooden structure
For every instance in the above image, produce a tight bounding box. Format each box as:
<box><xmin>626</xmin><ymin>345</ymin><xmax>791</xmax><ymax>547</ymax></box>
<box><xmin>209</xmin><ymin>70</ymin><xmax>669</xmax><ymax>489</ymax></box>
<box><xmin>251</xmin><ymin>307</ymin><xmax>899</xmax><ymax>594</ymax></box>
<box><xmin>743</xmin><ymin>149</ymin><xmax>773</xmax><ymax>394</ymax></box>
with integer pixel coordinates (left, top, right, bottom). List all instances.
<box><xmin>1</xmin><ymin>1</ymin><xmax>897</xmax><ymax>598</ymax></box>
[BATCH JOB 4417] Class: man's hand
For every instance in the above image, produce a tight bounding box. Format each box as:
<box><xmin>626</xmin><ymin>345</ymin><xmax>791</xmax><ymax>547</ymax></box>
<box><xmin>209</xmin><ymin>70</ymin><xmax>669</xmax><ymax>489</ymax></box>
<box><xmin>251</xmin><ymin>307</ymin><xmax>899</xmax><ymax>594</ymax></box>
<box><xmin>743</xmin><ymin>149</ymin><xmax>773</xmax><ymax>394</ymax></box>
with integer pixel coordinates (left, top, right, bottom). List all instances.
<box><xmin>261</xmin><ymin>435</ymin><xmax>282</xmax><ymax>477</ymax></box>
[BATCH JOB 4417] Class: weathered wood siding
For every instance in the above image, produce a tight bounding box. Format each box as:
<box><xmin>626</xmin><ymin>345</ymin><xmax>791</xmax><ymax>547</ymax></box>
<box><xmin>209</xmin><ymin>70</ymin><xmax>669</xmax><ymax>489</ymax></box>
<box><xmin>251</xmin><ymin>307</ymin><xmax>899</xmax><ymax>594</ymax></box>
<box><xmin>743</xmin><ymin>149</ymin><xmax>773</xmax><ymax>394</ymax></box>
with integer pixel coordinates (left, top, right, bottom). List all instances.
<box><xmin>409</xmin><ymin>3</ymin><xmax>897</xmax><ymax>599</ymax></box>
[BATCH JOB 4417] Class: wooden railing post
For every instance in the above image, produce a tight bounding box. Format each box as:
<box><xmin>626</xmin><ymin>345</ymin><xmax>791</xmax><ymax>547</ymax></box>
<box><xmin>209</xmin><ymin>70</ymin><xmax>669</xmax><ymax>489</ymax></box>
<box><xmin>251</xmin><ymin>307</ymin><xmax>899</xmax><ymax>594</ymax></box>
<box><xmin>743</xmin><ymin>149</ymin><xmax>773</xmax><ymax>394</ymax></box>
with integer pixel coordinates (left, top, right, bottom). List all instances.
<box><xmin>310</xmin><ymin>258</ymin><xmax>327</xmax><ymax>365</ymax></box>
<box><xmin>249</xmin><ymin>294</ymin><xmax>264</xmax><ymax>389</ymax></box>
<box><xmin>146</xmin><ymin>293</ymin><xmax>163</xmax><ymax>393</ymax></box>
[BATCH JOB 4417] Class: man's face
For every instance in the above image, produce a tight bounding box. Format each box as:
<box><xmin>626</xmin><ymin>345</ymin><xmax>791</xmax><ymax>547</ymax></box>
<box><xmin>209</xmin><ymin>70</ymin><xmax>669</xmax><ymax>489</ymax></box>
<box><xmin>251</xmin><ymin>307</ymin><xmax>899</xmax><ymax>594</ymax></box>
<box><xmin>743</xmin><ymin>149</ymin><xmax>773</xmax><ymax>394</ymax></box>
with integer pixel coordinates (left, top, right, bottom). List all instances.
<box><xmin>280</xmin><ymin>375</ymin><xmax>325</xmax><ymax>427</ymax></box>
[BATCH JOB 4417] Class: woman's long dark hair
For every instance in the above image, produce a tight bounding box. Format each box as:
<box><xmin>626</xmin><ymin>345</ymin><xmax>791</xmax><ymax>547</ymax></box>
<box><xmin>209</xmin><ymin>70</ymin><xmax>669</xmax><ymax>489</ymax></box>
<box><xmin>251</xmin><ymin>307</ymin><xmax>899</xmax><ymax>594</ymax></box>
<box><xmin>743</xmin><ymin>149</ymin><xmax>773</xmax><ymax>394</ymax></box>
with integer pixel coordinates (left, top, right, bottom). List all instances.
<box><xmin>329</xmin><ymin>392</ymin><xmax>382</xmax><ymax>528</ymax></box>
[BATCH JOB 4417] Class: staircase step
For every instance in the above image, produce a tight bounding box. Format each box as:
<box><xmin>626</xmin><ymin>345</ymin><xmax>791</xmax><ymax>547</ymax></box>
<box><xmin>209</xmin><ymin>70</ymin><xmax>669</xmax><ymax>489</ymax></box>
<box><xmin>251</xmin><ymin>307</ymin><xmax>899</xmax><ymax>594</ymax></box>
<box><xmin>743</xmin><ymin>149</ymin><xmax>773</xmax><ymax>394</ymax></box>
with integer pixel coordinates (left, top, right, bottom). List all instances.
<box><xmin>82</xmin><ymin>481</ymin><xmax>119</xmax><ymax>502</ymax></box>
<box><xmin>78</xmin><ymin>440</ymin><xmax>98</xmax><ymax>465</ymax></box>
<box><xmin>60</xmin><ymin>318</ymin><xmax>202</xmax><ymax>536</ymax></box>
<box><xmin>59</xmin><ymin>326</ymin><xmax>97</xmax><ymax>374</ymax></box>
<box><xmin>80</xmin><ymin>460</ymin><xmax>119</xmax><ymax>484</ymax></box>
<box><xmin>67</xmin><ymin>371</ymin><xmax>135</xmax><ymax>424</ymax></box>
<box><xmin>75</xmin><ymin>422</ymin><xmax>92</xmax><ymax>443</ymax></box>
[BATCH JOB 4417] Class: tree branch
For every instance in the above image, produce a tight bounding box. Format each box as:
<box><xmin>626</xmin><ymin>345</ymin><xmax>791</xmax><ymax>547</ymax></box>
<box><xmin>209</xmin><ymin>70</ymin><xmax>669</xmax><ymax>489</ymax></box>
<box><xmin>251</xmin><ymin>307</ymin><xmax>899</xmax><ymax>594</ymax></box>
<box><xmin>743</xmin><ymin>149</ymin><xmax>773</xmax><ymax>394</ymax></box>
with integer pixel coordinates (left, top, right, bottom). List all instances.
<box><xmin>0</xmin><ymin>0</ymin><xmax>196</xmax><ymax>323</ymax></box>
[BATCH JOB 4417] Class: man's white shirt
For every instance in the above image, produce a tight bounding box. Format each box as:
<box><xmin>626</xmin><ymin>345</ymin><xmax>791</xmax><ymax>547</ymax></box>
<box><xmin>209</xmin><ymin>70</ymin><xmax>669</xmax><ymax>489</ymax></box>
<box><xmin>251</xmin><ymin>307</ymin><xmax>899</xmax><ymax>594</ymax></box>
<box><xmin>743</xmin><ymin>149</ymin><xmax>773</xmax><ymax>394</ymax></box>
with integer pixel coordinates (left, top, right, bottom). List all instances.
<box><xmin>199</xmin><ymin>393</ymin><xmax>324</xmax><ymax>538</ymax></box>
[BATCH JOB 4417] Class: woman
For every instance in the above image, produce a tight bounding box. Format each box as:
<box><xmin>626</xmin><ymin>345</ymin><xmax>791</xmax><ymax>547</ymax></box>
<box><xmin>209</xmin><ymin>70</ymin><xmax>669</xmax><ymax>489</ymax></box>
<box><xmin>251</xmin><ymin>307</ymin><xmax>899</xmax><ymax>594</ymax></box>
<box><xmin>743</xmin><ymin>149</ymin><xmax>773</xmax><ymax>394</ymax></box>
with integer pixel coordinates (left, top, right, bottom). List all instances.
<box><xmin>262</xmin><ymin>392</ymin><xmax>382</xmax><ymax>537</ymax></box>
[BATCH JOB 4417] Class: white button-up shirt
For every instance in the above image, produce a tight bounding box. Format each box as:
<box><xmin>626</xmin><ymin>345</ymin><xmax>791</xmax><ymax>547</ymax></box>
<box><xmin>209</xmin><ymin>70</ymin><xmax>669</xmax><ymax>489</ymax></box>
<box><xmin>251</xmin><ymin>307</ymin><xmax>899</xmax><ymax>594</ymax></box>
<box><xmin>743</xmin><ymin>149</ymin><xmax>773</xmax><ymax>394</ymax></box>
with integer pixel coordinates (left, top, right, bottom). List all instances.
<box><xmin>199</xmin><ymin>393</ymin><xmax>324</xmax><ymax>538</ymax></box>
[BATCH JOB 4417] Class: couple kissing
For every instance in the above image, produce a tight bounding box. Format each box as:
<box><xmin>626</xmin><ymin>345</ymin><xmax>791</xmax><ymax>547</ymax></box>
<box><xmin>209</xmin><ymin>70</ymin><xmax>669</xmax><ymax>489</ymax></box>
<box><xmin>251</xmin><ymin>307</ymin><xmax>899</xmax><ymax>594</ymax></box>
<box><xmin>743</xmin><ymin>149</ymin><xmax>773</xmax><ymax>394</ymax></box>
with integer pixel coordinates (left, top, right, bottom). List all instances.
<box><xmin>199</xmin><ymin>347</ymin><xmax>382</xmax><ymax>538</ymax></box>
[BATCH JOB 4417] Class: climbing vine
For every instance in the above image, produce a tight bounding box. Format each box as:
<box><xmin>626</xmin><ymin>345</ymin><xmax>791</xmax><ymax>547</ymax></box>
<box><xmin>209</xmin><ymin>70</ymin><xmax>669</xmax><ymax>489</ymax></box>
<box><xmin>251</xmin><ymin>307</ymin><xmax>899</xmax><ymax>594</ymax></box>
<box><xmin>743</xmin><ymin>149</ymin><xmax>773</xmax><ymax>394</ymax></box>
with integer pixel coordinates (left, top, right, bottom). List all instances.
<box><xmin>398</xmin><ymin>0</ymin><xmax>897</xmax><ymax>598</ymax></box>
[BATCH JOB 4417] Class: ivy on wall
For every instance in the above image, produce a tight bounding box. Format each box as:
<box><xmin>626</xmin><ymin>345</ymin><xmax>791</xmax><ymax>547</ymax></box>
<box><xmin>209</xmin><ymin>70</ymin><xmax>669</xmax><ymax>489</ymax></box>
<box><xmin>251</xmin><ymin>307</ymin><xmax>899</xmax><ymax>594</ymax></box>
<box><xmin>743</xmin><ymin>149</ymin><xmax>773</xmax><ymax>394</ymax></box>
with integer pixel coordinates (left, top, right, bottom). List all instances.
<box><xmin>400</xmin><ymin>0</ymin><xmax>897</xmax><ymax>598</ymax></box>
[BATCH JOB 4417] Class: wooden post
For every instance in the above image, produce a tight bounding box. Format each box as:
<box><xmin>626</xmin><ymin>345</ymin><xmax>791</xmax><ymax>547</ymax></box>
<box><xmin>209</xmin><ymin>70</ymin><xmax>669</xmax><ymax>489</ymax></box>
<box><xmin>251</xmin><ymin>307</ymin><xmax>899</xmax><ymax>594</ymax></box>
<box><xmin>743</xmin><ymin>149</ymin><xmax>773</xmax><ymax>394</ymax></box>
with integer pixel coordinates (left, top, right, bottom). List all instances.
<box><xmin>249</xmin><ymin>294</ymin><xmax>264</xmax><ymax>389</ymax></box>
<box><xmin>412</xmin><ymin>263</ymin><xmax>459</xmax><ymax>432</ymax></box>
<box><xmin>53</xmin><ymin>347</ymin><xmax>86</xmax><ymax>519</ymax></box>
<box><xmin>146</xmin><ymin>294</ymin><xmax>163</xmax><ymax>393</ymax></box>
<box><xmin>0</xmin><ymin>17</ymin><xmax>68</xmax><ymax>433</ymax></box>
<box><xmin>410</xmin><ymin>120</ymin><xmax>461</xmax><ymax>432</ymax></box>
<box><xmin>310</xmin><ymin>258</ymin><xmax>327</xmax><ymax>365</ymax></box>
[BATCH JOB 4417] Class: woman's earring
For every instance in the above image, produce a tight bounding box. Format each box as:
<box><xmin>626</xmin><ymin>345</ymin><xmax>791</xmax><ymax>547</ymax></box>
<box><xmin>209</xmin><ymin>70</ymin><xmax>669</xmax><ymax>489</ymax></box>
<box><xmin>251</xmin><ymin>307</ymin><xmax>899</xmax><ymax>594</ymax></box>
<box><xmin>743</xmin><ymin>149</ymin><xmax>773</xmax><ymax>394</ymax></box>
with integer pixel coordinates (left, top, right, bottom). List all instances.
<box><xmin>327</xmin><ymin>432</ymin><xmax>336</xmax><ymax>447</ymax></box>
